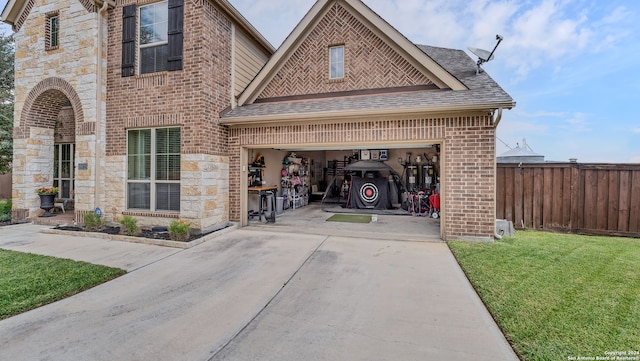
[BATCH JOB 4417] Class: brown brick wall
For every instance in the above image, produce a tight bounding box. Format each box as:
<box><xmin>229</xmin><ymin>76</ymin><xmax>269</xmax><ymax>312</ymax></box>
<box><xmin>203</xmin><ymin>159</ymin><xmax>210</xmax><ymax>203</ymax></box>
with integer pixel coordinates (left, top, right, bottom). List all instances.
<box><xmin>443</xmin><ymin>117</ymin><xmax>496</xmax><ymax>240</ymax></box>
<box><xmin>228</xmin><ymin>114</ymin><xmax>497</xmax><ymax>240</ymax></box>
<box><xmin>55</xmin><ymin>106</ymin><xmax>76</xmax><ymax>144</ymax></box>
<box><xmin>106</xmin><ymin>0</ymin><xmax>232</xmax><ymax>157</ymax></box>
<box><xmin>258</xmin><ymin>2</ymin><xmax>433</xmax><ymax>100</ymax></box>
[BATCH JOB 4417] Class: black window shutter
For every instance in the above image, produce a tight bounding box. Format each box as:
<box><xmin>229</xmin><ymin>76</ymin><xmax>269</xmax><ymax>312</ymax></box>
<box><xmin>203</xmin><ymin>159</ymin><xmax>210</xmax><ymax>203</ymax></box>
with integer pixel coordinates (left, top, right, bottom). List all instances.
<box><xmin>121</xmin><ymin>4</ymin><xmax>136</xmax><ymax>77</ymax></box>
<box><xmin>167</xmin><ymin>0</ymin><xmax>184</xmax><ymax>71</ymax></box>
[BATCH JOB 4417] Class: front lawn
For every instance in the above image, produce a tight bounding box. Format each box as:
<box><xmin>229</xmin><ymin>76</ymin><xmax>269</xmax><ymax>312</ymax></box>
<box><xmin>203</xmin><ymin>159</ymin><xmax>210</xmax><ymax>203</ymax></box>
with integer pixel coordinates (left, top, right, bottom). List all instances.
<box><xmin>0</xmin><ymin>249</ymin><xmax>125</xmax><ymax>320</ymax></box>
<box><xmin>449</xmin><ymin>231</ymin><xmax>640</xmax><ymax>361</ymax></box>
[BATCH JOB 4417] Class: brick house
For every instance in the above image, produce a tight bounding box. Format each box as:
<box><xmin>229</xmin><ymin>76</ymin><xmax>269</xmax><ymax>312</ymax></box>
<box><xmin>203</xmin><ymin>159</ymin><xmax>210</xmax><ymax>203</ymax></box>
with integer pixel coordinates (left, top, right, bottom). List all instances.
<box><xmin>2</xmin><ymin>0</ymin><xmax>514</xmax><ymax>241</ymax></box>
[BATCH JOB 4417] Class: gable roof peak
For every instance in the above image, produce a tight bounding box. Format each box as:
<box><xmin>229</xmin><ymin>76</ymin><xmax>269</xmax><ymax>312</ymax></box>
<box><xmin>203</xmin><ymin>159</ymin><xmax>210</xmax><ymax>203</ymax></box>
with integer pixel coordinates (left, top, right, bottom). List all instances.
<box><xmin>237</xmin><ymin>0</ymin><xmax>467</xmax><ymax>106</ymax></box>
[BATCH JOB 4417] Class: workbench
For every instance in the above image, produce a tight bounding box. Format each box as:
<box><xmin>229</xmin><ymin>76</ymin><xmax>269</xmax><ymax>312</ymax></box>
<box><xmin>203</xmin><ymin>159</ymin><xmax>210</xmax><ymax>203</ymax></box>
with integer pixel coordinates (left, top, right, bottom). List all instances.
<box><xmin>248</xmin><ymin>185</ymin><xmax>278</xmax><ymax>222</ymax></box>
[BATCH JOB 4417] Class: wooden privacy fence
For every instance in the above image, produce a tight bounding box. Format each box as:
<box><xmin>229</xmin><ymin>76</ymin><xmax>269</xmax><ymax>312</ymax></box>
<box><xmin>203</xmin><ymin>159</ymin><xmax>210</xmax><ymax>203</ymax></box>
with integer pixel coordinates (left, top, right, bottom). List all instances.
<box><xmin>497</xmin><ymin>163</ymin><xmax>640</xmax><ymax>237</ymax></box>
<box><xmin>0</xmin><ymin>173</ymin><xmax>10</xmax><ymax>199</ymax></box>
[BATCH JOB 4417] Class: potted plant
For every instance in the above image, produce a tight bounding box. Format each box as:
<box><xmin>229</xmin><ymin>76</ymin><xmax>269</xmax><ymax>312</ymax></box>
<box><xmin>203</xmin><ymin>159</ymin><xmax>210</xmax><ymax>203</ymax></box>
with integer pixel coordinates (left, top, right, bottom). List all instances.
<box><xmin>36</xmin><ymin>187</ymin><xmax>59</xmax><ymax>217</ymax></box>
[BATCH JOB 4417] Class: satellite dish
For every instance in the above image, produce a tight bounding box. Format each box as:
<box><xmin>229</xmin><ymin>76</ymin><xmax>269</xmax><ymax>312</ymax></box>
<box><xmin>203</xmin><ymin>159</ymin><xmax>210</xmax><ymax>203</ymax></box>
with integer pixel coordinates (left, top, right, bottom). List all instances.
<box><xmin>468</xmin><ymin>34</ymin><xmax>503</xmax><ymax>74</ymax></box>
<box><xmin>468</xmin><ymin>47</ymin><xmax>494</xmax><ymax>62</ymax></box>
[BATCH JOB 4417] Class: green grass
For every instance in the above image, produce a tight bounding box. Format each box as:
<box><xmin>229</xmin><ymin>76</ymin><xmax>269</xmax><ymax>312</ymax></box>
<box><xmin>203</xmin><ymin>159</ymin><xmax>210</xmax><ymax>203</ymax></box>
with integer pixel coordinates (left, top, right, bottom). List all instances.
<box><xmin>0</xmin><ymin>198</ymin><xmax>10</xmax><ymax>222</ymax></box>
<box><xmin>449</xmin><ymin>231</ymin><xmax>640</xmax><ymax>361</ymax></box>
<box><xmin>0</xmin><ymin>249</ymin><xmax>126</xmax><ymax>320</ymax></box>
<box><xmin>326</xmin><ymin>214</ymin><xmax>372</xmax><ymax>223</ymax></box>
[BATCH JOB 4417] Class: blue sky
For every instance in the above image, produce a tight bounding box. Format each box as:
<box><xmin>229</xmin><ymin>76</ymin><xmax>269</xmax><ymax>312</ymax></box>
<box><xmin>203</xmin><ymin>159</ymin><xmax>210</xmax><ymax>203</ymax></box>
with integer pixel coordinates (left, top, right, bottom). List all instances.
<box><xmin>2</xmin><ymin>0</ymin><xmax>638</xmax><ymax>162</ymax></box>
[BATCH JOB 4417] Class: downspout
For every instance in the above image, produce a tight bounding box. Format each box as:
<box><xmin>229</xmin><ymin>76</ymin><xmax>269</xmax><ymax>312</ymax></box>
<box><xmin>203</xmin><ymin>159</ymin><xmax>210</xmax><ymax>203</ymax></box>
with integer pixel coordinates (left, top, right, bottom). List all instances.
<box><xmin>493</xmin><ymin>107</ymin><xmax>503</xmax><ymax>128</ymax></box>
<box><xmin>94</xmin><ymin>1</ymin><xmax>109</xmax><ymax>212</ymax></box>
<box><xmin>493</xmin><ymin>107</ymin><xmax>503</xmax><ymax>240</ymax></box>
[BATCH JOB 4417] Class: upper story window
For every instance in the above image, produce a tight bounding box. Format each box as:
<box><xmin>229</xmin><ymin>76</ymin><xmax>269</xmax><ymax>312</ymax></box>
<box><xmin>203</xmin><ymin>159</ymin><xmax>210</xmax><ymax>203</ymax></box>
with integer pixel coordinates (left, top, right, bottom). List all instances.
<box><xmin>122</xmin><ymin>0</ymin><xmax>184</xmax><ymax>77</ymax></box>
<box><xmin>139</xmin><ymin>1</ymin><xmax>168</xmax><ymax>74</ymax></box>
<box><xmin>45</xmin><ymin>11</ymin><xmax>60</xmax><ymax>51</ymax></box>
<box><xmin>329</xmin><ymin>45</ymin><xmax>344</xmax><ymax>79</ymax></box>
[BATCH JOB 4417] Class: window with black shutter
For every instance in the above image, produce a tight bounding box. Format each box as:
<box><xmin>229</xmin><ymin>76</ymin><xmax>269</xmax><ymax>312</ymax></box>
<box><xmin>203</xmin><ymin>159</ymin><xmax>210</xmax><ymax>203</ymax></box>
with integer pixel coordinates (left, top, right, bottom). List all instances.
<box><xmin>121</xmin><ymin>4</ymin><xmax>136</xmax><ymax>77</ymax></box>
<box><xmin>121</xmin><ymin>1</ymin><xmax>183</xmax><ymax>77</ymax></box>
<box><xmin>167</xmin><ymin>0</ymin><xmax>184</xmax><ymax>71</ymax></box>
<box><xmin>139</xmin><ymin>1</ymin><xmax>168</xmax><ymax>74</ymax></box>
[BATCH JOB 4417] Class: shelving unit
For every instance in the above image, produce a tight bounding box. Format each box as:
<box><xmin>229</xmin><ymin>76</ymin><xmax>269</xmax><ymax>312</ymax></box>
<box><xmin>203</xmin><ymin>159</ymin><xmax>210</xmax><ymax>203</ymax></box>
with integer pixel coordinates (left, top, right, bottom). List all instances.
<box><xmin>280</xmin><ymin>154</ymin><xmax>309</xmax><ymax>209</ymax></box>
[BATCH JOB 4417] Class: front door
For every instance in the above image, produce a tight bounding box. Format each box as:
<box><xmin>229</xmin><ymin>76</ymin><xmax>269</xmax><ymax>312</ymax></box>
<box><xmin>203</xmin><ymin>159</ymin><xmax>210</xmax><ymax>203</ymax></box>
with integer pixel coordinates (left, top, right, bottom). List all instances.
<box><xmin>53</xmin><ymin>143</ymin><xmax>75</xmax><ymax>198</ymax></box>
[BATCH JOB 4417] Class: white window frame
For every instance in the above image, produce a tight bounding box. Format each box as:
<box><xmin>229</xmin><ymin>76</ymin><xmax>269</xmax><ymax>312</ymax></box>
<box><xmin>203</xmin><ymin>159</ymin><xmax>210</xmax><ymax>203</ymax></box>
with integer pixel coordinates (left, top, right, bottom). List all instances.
<box><xmin>50</xmin><ymin>16</ymin><xmax>59</xmax><ymax>48</ymax></box>
<box><xmin>53</xmin><ymin>143</ymin><xmax>74</xmax><ymax>199</ymax></box>
<box><xmin>127</xmin><ymin>127</ymin><xmax>181</xmax><ymax>212</ymax></box>
<box><xmin>329</xmin><ymin>45</ymin><xmax>345</xmax><ymax>79</ymax></box>
<box><xmin>138</xmin><ymin>1</ymin><xmax>169</xmax><ymax>74</ymax></box>
<box><xmin>45</xmin><ymin>12</ymin><xmax>60</xmax><ymax>51</ymax></box>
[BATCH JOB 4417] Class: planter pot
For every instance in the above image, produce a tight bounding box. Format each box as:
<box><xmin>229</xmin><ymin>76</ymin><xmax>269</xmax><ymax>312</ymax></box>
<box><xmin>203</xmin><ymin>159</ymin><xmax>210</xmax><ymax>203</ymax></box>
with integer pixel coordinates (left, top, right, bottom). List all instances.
<box><xmin>39</xmin><ymin>194</ymin><xmax>57</xmax><ymax>217</ymax></box>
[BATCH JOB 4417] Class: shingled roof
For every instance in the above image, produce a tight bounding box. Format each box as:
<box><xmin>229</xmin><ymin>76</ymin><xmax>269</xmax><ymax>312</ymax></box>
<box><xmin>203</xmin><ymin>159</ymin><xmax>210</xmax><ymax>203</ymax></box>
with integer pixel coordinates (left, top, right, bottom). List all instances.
<box><xmin>221</xmin><ymin>44</ymin><xmax>515</xmax><ymax>124</ymax></box>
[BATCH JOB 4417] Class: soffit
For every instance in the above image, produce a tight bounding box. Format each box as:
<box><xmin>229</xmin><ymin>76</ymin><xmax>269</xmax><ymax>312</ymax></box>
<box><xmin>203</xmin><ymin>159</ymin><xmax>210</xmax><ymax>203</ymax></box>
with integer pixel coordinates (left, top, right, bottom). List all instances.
<box><xmin>1</xmin><ymin>0</ymin><xmax>25</xmax><ymax>28</ymax></box>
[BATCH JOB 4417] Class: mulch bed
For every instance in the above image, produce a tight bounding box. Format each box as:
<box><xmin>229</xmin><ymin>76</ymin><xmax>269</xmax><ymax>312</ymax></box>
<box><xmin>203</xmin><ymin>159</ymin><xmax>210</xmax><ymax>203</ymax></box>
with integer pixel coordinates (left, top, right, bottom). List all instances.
<box><xmin>54</xmin><ymin>225</ymin><xmax>209</xmax><ymax>242</ymax></box>
<box><xmin>0</xmin><ymin>220</ymin><xmax>30</xmax><ymax>227</ymax></box>
<box><xmin>2</xmin><ymin>220</ymin><xmax>229</xmax><ymax>243</ymax></box>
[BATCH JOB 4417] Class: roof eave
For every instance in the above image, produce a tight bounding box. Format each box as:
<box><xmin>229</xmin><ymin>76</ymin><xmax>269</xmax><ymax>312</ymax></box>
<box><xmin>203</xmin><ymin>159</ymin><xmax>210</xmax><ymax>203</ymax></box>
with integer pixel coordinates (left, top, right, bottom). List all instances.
<box><xmin>220</xmin><ymin>102</ymin><xmax>515</xmax><ymax>127</ymax></box>
<box><xmin>1</xmin><ymin>0</ymin><xmax>22</xmax><ymax>30</ymax></box>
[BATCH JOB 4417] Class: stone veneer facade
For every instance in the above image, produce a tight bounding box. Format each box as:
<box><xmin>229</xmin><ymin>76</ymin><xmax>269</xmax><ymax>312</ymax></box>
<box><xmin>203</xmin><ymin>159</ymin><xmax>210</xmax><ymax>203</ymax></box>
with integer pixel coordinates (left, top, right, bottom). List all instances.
<box><xmin>11</xmin><ymin>0</ymin><xmax>104</xmax><ymax>221</ymax></box>
<box><xmin>11</xmin><ymin>0</ymin><xmax>237</xmax><ymax>232</ymax></box>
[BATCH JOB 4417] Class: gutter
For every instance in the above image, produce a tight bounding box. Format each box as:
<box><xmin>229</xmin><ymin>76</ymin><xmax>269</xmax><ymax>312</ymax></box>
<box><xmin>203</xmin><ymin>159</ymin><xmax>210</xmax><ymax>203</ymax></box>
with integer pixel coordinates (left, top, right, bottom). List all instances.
<box><xmin>220</xmin><ymin>102</ymin><xmax>515</xmax><ymax>126</ymax></box>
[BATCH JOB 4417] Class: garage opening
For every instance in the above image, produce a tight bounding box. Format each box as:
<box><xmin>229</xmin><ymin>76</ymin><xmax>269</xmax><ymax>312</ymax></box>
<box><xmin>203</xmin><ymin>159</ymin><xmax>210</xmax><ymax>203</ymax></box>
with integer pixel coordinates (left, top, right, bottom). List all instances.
<box><xmin>244</xmin><ymin>144</ymin><xmax>442</xmax><ymax>241</ymax></box>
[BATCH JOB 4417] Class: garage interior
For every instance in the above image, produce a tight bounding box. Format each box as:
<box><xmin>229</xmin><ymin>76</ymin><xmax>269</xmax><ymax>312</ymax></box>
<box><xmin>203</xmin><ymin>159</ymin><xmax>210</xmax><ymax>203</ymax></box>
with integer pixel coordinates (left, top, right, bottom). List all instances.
<box><xmin>246</xmin><ymin>144</ymin><xmax>442</xmax><ymax>240</ymax></box>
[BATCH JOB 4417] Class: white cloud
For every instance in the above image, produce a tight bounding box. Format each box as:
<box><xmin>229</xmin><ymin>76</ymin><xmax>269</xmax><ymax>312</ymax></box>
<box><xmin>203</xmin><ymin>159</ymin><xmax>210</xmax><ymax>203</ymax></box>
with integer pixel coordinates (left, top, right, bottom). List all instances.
<box><xmin>497</xmin><ymin>118</ymin><xmax>548</xmax><ymax>134</ymax></box>
<box><xmin>229</xmin><ymin>0</ymin><xmax>634</xmax><ymax>79</ymax></box>
<box><xmin>364</xmin><ymin>0</ymin><xmax>467</xmax><ymax>47</ymax></box>
<box><xmin>230</xmin><ymin>0</ymin><xmax>315</xmax><ymax>47</ymax></box>
<box><xmin>561</xmin><ymin>112</ymin><xmax>592</xmax><ymax>132</ymax></box>
<box><xmin>502</xmin><ymin>0</ymin><xmax>593</xmax><ymax>75</ymax></box>
<box><xmin>373</xmin><ymin>0</ymin><xmax>633</xmax><ymax>78</ymax></box>
<box><xmin>517</xmin><ymin>110</ymin><xmax>567</xmax><ymax>119</ymax></box>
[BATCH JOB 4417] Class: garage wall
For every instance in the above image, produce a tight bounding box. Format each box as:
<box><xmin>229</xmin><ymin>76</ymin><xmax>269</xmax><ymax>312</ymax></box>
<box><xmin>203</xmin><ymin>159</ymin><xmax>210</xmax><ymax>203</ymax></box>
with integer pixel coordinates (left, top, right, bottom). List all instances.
<box><xmin>229</xmin><ymin>114</ymin><xmax>496</xmax><ymax>241</ymax></box>
<box><xmin>444</xmin><ymin>117</ymin><xmax>496</xmax><ymax>241</ymax></box>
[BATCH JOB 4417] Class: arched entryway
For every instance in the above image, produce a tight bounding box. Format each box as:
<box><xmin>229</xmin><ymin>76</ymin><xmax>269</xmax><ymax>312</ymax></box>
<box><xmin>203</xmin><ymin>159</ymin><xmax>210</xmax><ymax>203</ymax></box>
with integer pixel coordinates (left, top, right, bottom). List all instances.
<box><xmin>12</xmin><ymin>77</ymin><xmax>85</xmax><ymax>221</ymax></box>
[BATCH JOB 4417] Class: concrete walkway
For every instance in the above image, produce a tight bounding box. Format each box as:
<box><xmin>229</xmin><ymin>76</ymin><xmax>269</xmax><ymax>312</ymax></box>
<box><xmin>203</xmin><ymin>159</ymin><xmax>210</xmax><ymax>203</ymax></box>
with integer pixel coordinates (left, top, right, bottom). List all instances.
<box><xmin>0</xmin><ymin>223</ymin><xmax>518</xmax><ymax>361</ymax></box>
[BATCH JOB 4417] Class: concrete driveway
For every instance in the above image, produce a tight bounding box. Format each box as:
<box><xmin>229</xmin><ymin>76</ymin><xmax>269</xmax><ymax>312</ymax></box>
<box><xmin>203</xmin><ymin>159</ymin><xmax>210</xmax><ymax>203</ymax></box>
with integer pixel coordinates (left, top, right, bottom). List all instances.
<box><xmin>0</xmin><ymin>224</ymin><xmax>518</xmax><ymax>361</ymax></box>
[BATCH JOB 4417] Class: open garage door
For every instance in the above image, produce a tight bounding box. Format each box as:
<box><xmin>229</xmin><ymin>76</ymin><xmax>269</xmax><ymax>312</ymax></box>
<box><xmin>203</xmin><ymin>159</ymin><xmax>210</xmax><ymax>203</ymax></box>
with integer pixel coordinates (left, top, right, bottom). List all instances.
<box><xmin>242</xmin><ymin>143</ymin><xmax>443</xmax><ymax>241</ymax></box>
